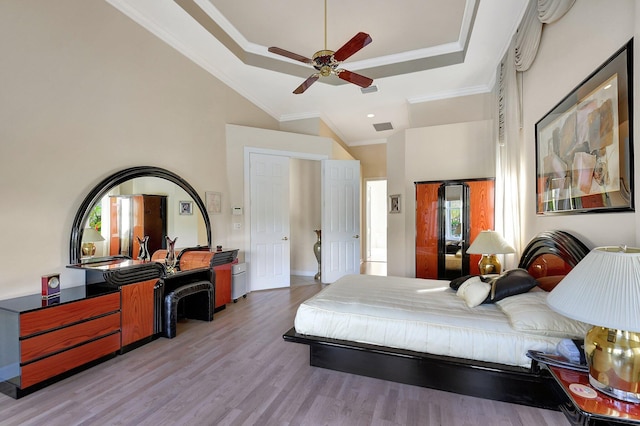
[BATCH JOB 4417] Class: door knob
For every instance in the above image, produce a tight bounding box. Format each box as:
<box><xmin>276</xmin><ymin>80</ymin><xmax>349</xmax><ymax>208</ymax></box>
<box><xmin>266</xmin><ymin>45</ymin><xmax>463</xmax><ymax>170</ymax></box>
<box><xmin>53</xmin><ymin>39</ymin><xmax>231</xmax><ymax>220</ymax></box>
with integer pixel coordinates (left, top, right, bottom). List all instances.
<box><xmin>282</xmin><ymin>236</ymin><xmax>289</xmax><ymax>241</ymax></box>
<box><xmin>353</xmin><ymin>235</ymin><xmax>360</xmax><ymax>239</ymax></box>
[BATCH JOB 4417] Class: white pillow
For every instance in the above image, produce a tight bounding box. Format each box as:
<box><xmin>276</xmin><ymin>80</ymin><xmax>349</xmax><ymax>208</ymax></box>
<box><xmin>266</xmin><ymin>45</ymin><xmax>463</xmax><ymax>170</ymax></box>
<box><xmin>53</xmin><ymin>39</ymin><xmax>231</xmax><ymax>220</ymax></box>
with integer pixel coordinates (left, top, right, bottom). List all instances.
<box><xmin>496</xmin><ymin>292</ymin><xmax>590</xmax><ymax>338</ymax></box>
<box><xmin>456</xmin><ymin>276</ymin><xmax>491</xmax><ymax>308</ymax></box>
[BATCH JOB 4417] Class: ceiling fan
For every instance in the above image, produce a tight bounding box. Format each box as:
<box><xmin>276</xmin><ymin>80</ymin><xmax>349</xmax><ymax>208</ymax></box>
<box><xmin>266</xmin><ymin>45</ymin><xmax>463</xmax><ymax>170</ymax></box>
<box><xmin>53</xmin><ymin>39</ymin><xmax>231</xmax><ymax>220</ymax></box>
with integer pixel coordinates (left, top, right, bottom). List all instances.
<box><xmin>268</xmin><ymin>0</ymin><xmax>373</xmax><ymax>94</ymax></box>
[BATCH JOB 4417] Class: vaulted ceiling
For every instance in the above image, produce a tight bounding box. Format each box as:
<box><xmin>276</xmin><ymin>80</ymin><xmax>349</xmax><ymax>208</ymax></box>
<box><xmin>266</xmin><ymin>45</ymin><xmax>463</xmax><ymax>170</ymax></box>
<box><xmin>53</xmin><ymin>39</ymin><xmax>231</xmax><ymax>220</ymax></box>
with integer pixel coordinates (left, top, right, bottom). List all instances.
<box><xmin>106</xmin><ymin>0</ymin><xmax>527</xmax><ymax>145</ymax></box>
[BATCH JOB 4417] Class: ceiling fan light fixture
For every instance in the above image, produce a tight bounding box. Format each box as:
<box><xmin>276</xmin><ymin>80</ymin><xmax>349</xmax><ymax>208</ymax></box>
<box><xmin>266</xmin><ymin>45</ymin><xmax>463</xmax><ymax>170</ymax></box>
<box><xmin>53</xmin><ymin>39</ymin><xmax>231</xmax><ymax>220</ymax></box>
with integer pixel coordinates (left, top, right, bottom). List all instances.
<box><xmin>267</xmin><ymin>0</ymin><xmax>373</xmax><ymax>94</ymax></box>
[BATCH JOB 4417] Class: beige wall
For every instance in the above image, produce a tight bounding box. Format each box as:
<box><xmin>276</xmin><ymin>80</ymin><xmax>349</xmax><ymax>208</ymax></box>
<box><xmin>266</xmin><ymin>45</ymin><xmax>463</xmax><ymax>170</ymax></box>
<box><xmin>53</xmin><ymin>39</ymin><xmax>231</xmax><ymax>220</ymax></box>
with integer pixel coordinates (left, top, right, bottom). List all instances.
<box><xmin>350</xmin><ymin>144</ymin><xmax>387</xmax><ymax>179</ymax></box>
<box><xmin>409</xmin><ymin>93</ymin><xmax>494</xmax><ymax>128</ymax></box>
<box><xmin>290</xmin><ymin>159</ymin><xmax>321</xmax><ymax>275</ymax></box>
<box><xmin>0</xmin><ymin>0</ymin><xmax>279</xmax><ymax>299</ymax></box>
<box><xmin>520</xmin><ymin>0</ymin><xmax>637</xmax><ymax>247</ymax></box>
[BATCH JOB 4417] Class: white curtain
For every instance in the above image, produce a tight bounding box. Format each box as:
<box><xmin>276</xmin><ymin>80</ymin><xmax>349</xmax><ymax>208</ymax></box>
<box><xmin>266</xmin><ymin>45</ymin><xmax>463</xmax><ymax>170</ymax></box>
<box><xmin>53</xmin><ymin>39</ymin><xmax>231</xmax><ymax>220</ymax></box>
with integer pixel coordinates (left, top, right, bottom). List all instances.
<box><xmin>495</xmin><ymin>0</ymin><xmax>575</xmax><ymax>267</ymax></box>
<box><xmin>496</xmin><ymin>40</ymin><xmax>522</xmax><ymax>268</ymax></box>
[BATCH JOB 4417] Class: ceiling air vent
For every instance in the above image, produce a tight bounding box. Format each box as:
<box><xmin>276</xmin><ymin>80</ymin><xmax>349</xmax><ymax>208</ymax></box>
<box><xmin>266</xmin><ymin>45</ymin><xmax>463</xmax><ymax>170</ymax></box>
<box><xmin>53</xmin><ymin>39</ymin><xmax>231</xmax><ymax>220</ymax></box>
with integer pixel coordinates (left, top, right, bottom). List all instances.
<box><xmin>360</xmin><ymin>85</ymin><xmax>378</xmax><ymax>94</ymax></box>
<box><xmin>373</xmin><ymin>122</ymin><xmax>393</xmax><ymax>132</ymax></box>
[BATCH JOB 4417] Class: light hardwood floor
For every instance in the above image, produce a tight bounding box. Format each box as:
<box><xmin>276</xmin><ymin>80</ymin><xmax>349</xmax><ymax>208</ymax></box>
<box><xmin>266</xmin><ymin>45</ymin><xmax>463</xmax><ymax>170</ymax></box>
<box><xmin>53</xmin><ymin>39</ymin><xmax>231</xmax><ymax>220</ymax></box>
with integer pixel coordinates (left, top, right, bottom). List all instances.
<box><xmin>0</xmin><ymin>280</ymin><xmax>569</xmax><ymax>426</ymax></box>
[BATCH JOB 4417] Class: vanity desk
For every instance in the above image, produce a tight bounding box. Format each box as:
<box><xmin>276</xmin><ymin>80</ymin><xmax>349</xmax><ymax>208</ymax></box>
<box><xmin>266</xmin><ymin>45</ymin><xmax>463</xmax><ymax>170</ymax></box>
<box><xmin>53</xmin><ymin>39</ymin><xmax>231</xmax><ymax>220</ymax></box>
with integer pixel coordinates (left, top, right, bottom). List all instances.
<box><xmin>0</xmin><ymin>284</ymin><xmax>121</xmax><ymax>399</ymax></box>
<box><xmin>151</xmin><ymin>247</ymin><xmax>239</xmax><ymax>311</ymax></box>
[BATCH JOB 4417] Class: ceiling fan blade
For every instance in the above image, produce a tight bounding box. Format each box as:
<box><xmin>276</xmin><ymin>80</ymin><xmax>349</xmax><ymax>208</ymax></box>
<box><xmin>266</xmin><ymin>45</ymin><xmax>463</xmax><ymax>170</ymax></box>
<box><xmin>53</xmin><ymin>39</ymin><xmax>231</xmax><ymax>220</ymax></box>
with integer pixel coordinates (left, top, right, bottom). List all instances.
<box><xmin>336</xmin><ymin>69</ymin><xmax>373</xmax><ymax>88</ymax></box>
<box><xmin>333</xmin><ymin>32</ymin><xmax>372</xmax><ymax>62</ymax></box>
<box><xmin>268</xmin><ymin>47</ymin><xmax>313</xmax><ymax>64</ymax></box>
<box><xmin>293</xmin><ymin>75</ymin><xmax>320</xmax><ymax>94</ymax></box>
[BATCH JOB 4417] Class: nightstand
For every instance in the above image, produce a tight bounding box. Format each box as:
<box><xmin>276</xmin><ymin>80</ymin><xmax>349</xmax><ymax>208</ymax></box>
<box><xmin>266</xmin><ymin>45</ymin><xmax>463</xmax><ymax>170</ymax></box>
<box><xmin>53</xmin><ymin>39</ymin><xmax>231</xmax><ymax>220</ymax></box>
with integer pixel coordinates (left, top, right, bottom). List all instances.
<box><xmin>546</xmin><ymin>365</ymin><xmax>640</xmax><ymax>425</ymax></box>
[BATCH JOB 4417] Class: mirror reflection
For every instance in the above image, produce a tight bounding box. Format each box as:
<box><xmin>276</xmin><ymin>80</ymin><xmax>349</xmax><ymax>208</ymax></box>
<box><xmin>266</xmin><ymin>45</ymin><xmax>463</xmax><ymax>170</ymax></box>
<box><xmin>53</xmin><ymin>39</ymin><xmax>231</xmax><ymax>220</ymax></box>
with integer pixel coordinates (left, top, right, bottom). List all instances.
<box><xmin>443</xmin><ymin>185</ymin><xmax>464</xmax><ymax>278</ymax></box>
<box><xmin>80</xmin><ymin>177</ymin><xmax>207</xmax><ymax>261</ymax></box>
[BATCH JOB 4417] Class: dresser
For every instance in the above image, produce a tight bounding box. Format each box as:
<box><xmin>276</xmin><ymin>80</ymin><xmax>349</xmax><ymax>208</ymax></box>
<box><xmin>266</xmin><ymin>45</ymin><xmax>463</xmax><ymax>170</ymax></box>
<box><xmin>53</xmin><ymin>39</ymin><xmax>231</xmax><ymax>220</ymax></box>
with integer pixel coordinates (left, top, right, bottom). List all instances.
<box><xmin>0</xmin><ymin>285</ymin><xmax>121</xmax><ymax>398</ymax></box>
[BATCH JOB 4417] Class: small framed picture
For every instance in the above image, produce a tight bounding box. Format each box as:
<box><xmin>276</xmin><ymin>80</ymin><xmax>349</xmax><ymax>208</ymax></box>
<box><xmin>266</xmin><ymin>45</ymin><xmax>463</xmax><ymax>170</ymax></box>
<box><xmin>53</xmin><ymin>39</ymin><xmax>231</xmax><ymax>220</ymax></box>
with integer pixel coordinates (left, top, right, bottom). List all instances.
<box><xmin>389</xmin><ymin>194</ymin><xmax>401</xmax><ymax>214</ymax></box>
<box><xmin>205</xmin><ymin>191</ymin><xmax>222</xmax><ymax>214</ymax></box>
<box><xmin>179</xmin><ymin>200</ymin><xmax>193</xmax><ymax>215</ymax></box>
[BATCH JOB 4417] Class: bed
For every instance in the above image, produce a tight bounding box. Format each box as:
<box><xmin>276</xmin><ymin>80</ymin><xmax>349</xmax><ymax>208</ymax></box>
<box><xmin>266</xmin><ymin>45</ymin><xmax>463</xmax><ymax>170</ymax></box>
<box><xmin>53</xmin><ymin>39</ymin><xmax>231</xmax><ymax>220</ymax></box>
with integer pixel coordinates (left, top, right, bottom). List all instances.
<box><xmin>284</xmin><ymin>230</ymin><xmax>590</xmax><ymax>409</ymax></box>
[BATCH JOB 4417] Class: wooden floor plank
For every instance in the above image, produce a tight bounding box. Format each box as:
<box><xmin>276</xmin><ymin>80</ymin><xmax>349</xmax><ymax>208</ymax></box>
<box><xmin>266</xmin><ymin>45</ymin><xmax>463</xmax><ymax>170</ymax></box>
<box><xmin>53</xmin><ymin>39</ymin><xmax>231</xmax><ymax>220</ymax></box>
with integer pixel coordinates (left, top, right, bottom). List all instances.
<box><xmin>0</xmin><ymin>282</ymin><xmax>569</xmax><ymax>425</ymax></box>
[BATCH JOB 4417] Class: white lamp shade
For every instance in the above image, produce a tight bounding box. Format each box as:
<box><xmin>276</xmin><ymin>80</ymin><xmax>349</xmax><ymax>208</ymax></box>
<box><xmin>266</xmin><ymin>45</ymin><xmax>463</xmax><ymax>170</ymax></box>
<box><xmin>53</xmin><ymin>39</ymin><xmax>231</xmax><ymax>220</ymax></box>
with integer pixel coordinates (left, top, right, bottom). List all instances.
<box><xmin>547</xmin><ymin>246</ymin><xmax>640</xmax><ymax>332</ymax></box>
<box><xmin>466</xmin><ymin>230</ymin><xmax>515</xmax><ymax>255</ymax></box>
<box><xmin>81</xmin><ymin>227</ymin><xmax>105</xmax><ymax>243</ymax></box>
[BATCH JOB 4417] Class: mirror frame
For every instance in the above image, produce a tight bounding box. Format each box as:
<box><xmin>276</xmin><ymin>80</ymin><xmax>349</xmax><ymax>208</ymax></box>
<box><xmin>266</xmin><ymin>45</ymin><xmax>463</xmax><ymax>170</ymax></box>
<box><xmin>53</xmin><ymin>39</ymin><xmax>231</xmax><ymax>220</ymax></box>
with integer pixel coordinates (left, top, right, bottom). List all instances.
<box><xmin>70</xmin><ymin>166</ymin><xmax>211</xmax><ymax>264</ymax></box>
<box><xmin>437</xmin><ymin>181</ymin><xmax>471</xmax><ymax>279</ymax></box>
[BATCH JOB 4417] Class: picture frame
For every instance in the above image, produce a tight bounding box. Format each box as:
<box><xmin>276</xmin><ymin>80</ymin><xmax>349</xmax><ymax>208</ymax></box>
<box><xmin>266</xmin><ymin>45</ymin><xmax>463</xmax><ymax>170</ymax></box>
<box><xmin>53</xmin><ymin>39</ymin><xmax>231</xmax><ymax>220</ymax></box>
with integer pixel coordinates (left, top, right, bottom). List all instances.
<box><xmin>205</xmin><ymin>191</ymin><xmax>222</xmax><ymax>214</ymax></box>
<box><xmin>179</xmin><ymin>200</ymin><xmax>193</xmax><ymax>215</ymax></box>
<box><xmin>535</xmin><ymin>39</ymin><xmax>634</xmax><ymax>215</ymax></box>
<box><xmin>389</xmin><ymin>194</ymin><xmax>401</xmax><ymax>214</ymax></box>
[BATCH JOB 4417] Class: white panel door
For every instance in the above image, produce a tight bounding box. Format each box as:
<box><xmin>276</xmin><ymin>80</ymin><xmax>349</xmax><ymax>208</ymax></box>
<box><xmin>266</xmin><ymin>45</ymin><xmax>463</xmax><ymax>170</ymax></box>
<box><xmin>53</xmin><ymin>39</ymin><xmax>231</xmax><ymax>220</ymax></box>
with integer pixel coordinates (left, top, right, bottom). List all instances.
<box><xmin>321</xmin><ymin>160</ymin><xmax>361</xmax><ymax>283</ymax></box>
<box><xmin>250</xmin><ymin>153</ymin><xmax>290</xmax><ymax>290</ymax></box>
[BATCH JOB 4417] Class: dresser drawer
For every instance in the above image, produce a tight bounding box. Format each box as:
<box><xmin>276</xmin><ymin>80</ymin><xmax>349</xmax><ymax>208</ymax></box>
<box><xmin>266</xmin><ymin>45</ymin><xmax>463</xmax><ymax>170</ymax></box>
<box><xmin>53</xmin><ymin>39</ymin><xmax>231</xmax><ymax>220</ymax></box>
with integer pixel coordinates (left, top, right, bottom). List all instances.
<box><xmin>21</xmin><ymin>312</ymin><xmax>120</xmax><ymax>364</ymax></box>
<box><xmin>20</xmin><ymin>292</ymin><xmax>120</xmax><ymax>337</ymax></box>
<box><xmin>20</xmin><ymin>332</ymin><xmax>120</xmax><ymax>389</ymax></box>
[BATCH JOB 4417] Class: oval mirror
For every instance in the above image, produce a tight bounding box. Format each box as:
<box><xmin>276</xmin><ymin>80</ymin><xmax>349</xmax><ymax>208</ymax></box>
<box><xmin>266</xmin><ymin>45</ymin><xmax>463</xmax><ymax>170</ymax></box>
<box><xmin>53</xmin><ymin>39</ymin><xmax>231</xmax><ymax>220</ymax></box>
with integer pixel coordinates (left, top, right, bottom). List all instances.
<box><xmin>70</xmin><ymin>167</ymin><xmax>211</xmax><ymax>265</ymax></box>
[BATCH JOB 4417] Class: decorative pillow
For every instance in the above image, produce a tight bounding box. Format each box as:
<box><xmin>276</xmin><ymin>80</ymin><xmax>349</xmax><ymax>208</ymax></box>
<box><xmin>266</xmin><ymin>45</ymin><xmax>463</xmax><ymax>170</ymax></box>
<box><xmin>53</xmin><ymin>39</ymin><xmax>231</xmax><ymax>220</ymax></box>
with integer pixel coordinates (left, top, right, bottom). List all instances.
<box><xmin>496</xmin><ymin>292</ymin><xmax>590</xmax><ymax>338</ymax></box>
<box><xmin>456</xmin><ymin>277</ymin><xmax>491</xmax><ymax>308</ymax></box>
<box><xmin>535</xmin><ymin>275</ymin><xmax>565</xmax><ymax>292</ymax></box>
<box><xmin>449</xmin><ymin>274</ymin><xmax>491</xmax><ymax>291</ymax></box>
<box><xmin>484</xmin><ymin>268</ymin><xmax>538</xmax><ymax>303</ymax></box>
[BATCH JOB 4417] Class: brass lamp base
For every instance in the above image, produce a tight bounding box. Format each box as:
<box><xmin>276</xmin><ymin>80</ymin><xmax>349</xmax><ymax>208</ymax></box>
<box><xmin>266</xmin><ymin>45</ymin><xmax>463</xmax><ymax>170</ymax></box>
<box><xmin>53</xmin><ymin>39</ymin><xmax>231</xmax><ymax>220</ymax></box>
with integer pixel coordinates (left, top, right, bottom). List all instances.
<box><xmin>478</xmin><ymin>254</ymin><xmax>501</xmax><ymax>275</ymax></box>
<box><xmin>585</xmin><ymin>326</ymin><xmax>640</xmax><ymax>403</ymax></box>
<box><xmin>81</xmin><ymin>242</ymin><xmax>96</xmax><ymax>257</ymax></box>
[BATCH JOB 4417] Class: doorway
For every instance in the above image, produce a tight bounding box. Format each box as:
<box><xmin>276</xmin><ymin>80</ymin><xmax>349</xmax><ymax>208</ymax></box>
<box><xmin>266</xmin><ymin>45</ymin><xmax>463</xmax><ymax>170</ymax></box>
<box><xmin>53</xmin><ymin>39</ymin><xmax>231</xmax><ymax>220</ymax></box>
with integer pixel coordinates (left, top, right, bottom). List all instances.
<box><xmin>365</xmin><ymin>179</ymin><xmax>387</xmax><ymax>263</ymax></box>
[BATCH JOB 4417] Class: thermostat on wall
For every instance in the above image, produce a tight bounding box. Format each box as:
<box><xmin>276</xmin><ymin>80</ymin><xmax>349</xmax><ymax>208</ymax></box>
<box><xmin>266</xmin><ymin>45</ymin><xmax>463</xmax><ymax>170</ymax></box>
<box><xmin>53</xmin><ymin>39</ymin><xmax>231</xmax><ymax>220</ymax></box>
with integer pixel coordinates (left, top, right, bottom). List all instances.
<box><xmin>232</xmin><ymin>207</ymin><xmax>243</xmax><ymax>215</ymax></box>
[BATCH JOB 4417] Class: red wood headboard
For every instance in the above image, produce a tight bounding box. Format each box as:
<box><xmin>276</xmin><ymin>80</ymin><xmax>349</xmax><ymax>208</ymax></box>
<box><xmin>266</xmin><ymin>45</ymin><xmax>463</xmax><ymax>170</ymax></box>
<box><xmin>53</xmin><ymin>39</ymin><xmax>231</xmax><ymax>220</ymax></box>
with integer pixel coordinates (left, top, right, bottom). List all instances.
<box><xmin>518</xmin><ymin>230</ymin><xmax>590</xmax><ymax>291</ymax></box>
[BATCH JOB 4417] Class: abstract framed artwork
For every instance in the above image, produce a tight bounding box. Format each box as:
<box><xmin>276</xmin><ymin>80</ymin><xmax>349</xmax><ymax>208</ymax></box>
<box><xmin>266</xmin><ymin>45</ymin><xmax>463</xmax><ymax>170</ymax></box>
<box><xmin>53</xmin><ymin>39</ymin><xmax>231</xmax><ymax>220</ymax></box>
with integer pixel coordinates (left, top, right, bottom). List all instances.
<box><xmin>535</xmin><ymin>39</ymin><xmax>634</xmax><ymax>215</ymax></box>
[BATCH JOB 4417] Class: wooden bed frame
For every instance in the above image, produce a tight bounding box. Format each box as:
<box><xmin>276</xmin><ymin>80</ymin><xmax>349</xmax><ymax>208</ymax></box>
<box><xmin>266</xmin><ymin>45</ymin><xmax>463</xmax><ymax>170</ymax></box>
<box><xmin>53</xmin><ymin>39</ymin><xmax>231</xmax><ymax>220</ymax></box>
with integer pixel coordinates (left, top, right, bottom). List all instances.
<box><xmin>283</xmin><ymin>230</ymin><xmax>590</xmax><ymax>410</ymax></box>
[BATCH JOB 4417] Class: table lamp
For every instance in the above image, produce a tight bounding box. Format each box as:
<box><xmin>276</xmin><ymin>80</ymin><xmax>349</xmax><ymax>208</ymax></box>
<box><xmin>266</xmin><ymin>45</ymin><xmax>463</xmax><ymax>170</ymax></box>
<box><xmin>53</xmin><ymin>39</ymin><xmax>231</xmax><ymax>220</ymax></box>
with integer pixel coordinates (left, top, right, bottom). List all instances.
<box><xmin>466</xmin><ymin>230</ymin><xmax>515</xmax><ymax>274</ymax></box>
<box><xmin>81</xmin><ymin>227</ymin><xmax>105</xmax><ymax>257</ymax></box>
<box><xmin>547</xmin><ymin>246</ymin><xmax>640</xmax><ymax>403</ymax></box>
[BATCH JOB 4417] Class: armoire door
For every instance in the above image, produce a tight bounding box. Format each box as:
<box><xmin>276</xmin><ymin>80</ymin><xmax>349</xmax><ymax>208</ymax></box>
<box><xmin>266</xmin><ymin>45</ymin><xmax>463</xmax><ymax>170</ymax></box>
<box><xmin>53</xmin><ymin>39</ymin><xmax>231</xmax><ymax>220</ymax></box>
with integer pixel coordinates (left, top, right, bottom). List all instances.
<box><xmin>466</xmin><ymin>180</ymin><xmax>495</xmax><ymax>275</ymax></box>
<box><xmin>415</xmin><ymin>183</ymin><xmax>440</xmax><ymax>279</ymax></box>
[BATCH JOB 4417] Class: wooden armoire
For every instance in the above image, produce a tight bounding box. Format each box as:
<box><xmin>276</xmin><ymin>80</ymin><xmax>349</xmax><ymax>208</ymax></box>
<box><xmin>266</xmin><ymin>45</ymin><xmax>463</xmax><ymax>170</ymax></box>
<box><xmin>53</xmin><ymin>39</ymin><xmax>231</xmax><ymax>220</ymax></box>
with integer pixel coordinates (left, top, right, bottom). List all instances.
<box><xmin>109</xmin><ymin>194</ymin><xmax>167</xmax><ymax>259</ymax></box>
<box><xmin>415</xmin><ymin>178</ymin><xmax>494</xmax><ymax>280</ymax></box>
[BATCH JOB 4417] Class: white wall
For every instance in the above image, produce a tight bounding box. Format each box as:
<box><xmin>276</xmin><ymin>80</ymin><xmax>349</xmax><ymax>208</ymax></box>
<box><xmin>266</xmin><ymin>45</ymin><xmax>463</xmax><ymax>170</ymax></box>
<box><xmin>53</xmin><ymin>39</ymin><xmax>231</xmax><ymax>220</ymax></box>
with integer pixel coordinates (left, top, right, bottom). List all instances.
<box><xmin>387</xmin><ymin>120</ymin><xmax>495</xmax><ymax>276</ymax></box>
<box><xmin>520</xmin><ymin>0</ymin><xmax>638</xmax><ymax>248</ymax></box>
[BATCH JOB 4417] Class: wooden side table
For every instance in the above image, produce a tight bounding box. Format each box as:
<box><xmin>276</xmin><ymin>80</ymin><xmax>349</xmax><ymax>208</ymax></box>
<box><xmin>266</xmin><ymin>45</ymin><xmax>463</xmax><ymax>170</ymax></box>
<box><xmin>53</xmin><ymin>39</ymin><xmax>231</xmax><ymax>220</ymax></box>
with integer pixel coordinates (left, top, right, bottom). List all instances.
<box><xmin>546</xmin><ymin>365</ymin><xmax>640</xmax><ymax>425</ymax></box>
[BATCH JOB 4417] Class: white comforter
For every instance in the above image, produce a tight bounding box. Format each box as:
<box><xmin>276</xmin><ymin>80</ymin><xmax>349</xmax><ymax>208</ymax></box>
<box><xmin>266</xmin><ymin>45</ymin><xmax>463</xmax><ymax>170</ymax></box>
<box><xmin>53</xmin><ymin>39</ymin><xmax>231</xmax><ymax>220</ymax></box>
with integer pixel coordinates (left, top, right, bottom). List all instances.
<box><xmin>294</xmin><ymin>274</ymin><xmax>569</xmax><ymax>367</ymax></box>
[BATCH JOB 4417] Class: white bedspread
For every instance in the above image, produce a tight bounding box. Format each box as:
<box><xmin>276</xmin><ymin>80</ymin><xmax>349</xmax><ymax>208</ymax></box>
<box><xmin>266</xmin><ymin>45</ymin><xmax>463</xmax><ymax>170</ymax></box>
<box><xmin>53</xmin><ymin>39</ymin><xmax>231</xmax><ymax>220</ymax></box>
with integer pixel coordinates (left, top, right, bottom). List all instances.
<box><xmin>294</xmin><ymin>274</ymin><xmax>566</xmax><ymax>367</ymax></box>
